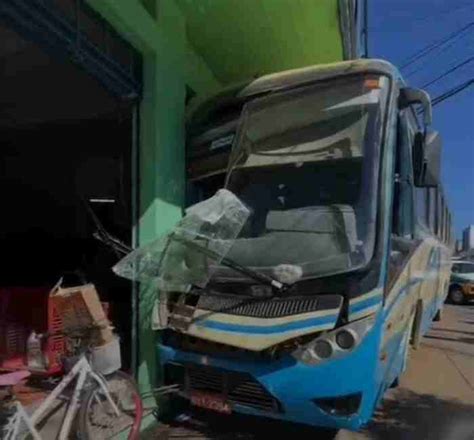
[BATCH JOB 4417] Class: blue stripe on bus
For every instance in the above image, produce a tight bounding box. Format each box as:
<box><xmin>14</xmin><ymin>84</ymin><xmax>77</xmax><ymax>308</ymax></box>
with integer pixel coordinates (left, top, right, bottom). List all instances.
<box><xmin>349</xmin><ymin>294</ymin><xmax>383</xmax><ymax>314</ymax></box>
<box><xmin>385</xmin><ymin>277</ymin><xmax>425</xmax><ymax>315</ymax></box>
<box><xmin>195</xmin><ymin>313</ymin><xmax>339</xmax><ymax>335</ymax></box>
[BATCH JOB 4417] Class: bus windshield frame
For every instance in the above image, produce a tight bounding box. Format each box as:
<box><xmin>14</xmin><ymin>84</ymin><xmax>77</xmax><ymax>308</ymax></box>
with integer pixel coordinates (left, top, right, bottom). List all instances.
<box><xmin>210</xmin><ymin>74</ymin><xmax>391</xmax><ymax>284</ymax></box>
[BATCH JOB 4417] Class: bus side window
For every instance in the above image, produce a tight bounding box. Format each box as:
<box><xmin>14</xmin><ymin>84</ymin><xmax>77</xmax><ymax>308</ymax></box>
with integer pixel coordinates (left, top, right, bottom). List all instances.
<box><xmin>427</xmin><ymin>187</ymin><xmax>437</xmax><ymax>233</ymax></box>
<box><xmin>392</xmin><ymin>112</ymin><xmax>414</xmax><ymax>238</ymax></box>
<box><xmin>387</xmin><ymin>112</ymin><xmax>416</xmax><ymax>288</ymax></box>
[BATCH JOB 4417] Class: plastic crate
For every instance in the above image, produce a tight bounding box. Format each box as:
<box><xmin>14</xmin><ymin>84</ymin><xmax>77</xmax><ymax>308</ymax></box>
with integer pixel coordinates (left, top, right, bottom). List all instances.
<box><xmin>0</xmin><ymin>322</ymin><xmax>28</xmax><ymax>370</ymax></box>
<box><xmin>44</xmin><ymin>298</ymin><xmax>65</xmax><ymax>374</ymax></box>
<box><xmin>0</xmin><ymin>287</ymin><xmax>65</xmax><ymax>375</ymax></box>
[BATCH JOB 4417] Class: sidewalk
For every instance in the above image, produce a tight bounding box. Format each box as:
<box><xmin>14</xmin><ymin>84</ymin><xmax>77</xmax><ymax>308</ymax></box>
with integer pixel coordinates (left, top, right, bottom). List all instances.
<box><xmin>338</xmin><ymin>304</ymin><xmax>474</xmax><ymax>440</ymax></box>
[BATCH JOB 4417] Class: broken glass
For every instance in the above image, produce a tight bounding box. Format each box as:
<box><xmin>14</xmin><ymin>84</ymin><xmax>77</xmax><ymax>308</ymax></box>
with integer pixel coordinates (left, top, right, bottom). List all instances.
<box><xmin>112</xmin><ymin>189</ymin><xmax>250</xmax><ymax>292</ymax></box>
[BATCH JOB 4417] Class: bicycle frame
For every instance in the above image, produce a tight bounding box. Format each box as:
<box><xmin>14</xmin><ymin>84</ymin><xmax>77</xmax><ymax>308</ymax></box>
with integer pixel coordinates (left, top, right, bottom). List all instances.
<box><xmin>3</xmin><ymin>401</ymin><xmax>41</xmax><ymax>440</ymax></box>
<box><xmin>3</xmin><ymin>355</ymin><xmax>120</xmax><ymax>440</ymax></box>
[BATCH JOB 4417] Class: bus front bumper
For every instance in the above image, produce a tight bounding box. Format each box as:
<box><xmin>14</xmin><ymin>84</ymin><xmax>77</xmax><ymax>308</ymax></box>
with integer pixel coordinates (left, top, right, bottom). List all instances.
<box><xmin>157</xmin><ymin>328</ymin><xmax>381</xmax><ymax>431</ymax></box>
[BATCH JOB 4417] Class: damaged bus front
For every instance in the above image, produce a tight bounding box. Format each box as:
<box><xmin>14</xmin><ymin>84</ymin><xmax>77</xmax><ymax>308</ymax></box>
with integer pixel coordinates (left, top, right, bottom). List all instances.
<box><xmin>162</xmin><ymin>61</ymin><xmax>391</xmax><ymax>430</ymax></box>
<box><xmin>116</xmin><ymin>60</ymin><xmax>449</xmax><ymax>431</ymax></box>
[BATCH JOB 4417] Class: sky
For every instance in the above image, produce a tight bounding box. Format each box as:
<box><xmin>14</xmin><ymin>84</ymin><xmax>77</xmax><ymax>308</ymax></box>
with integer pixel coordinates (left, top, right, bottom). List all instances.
<box><xmin>369</xmin><ymin>0</ymin><xmax>474</xmax><ymax>239</ymax></box>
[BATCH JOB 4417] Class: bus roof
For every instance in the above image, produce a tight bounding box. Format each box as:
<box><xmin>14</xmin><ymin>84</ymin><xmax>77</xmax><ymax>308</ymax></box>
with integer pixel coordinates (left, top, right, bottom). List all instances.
<box><xmin>187</xmin><ymin>59</ymin><xmax>401</xmax><ymax>124</ymax></box>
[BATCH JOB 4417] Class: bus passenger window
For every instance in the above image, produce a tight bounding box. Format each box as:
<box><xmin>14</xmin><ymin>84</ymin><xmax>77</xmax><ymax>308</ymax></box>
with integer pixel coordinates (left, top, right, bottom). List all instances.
<box><xmin>388</xmin><ymin>113</ymin><xmax>417</xmax><ymax>287</ymax></box>
<box><xmin>428</xmin><ymin>188</ymin><xmax>437</xmax><ymax>233</ymax></box>
<box><xmin>392</xmin><ymin>113</ymin><xmax>414</xmax><ymax>238</ymax></box>
<box><xmin>415</xmin><ymin>187</ymin><xmax>428</xmax><ymax>229</ymax></box>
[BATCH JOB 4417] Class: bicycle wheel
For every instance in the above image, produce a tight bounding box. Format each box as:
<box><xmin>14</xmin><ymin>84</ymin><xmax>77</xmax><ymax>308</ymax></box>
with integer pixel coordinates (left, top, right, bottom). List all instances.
<box><xmin>77</xmin><ymin>370</ymin><xmax>142</xmax><ymax>440</ymax></box>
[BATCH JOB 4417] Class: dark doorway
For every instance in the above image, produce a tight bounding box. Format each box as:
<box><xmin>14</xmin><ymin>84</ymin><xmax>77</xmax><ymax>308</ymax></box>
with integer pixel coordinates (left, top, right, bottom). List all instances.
<box><xmin>0</xmin><ymin>21</ymin><xmax>137</xmax><ymax>370</ymax></box>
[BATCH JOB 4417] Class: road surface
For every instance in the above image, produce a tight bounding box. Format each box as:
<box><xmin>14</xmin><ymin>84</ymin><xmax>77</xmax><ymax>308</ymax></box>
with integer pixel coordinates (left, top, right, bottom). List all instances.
<box><xmin>153</xmin><ymin>304</ymin><xmax>474</xmax><ymax>440</ymax></box>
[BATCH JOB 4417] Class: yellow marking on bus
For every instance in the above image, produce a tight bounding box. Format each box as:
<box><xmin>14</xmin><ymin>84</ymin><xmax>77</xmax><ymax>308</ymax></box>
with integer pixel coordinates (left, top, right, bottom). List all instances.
<box><xmin>185</xmin><ymin>322</ymin><xmax>335</xmax><ymax>351</ymax></box>
<box><xmin>349</xmin><ymin>288</ymin><xmax>383</xmax><ymax>305</ymax></box>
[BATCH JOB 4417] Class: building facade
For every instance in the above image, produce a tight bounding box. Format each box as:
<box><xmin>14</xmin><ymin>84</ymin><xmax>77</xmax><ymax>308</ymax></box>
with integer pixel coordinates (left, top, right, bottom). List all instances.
<box><xmin>0</xmin><ymin>1</ymin><xmax>366</xmax><ymax>433</ymax></box>
<box><xmin>463</xmin><ymin>225</ymin><xmax>474</xmax><ymax>251</ymax></box>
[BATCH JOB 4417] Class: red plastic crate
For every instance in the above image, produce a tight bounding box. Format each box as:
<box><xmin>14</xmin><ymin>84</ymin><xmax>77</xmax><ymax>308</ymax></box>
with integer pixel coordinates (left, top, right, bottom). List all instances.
<box><xmin>0</xmin><ymin>287</ymin><xmax>65</xmax><ymax>375</ymax></box>
<box><xmin>45</xmin><ymin>298</ymin><xmax>65</xmax><ymax>374</ymax></box>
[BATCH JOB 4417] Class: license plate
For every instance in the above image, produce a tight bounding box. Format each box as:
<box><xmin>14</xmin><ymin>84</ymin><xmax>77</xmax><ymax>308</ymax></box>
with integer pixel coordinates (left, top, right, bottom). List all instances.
<box><xmin>190</xmin><ymin>391</ymin><xmax>231</xmax><ymax>414</ymax></box>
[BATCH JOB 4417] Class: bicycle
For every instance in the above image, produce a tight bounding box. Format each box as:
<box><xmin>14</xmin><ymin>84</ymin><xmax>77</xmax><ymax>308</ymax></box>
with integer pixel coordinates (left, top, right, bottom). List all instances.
<box><xmin>0</xmin><ymin>339</ymin><xmax>142</xmax><ymax>439</ymax></box>
<box><xmin>0</xmin><ymin>370</ymin><xmax>40</xmax><ymax>440</ymax></box>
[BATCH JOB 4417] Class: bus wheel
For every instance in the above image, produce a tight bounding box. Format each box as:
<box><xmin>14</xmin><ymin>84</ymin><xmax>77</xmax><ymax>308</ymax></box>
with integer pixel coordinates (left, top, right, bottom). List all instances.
<box><xmin>449</xmin><ymin>288</ymin><xmax>465</xmax><ymax>305</ymax></box>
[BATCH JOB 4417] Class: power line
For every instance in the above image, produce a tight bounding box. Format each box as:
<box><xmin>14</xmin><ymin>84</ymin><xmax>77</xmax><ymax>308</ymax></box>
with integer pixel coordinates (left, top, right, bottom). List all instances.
<box><xmin>431</xmin><ymin>78</ymin><xmax>474</xmax><ymax>107</ymax></box>
<box><xmin>421</xmin><ymin>55</ymin><xmax>474</xmax><ymax>89</ymax></box>
<box><xmin>400</xmin><ymin>21</ymin><xmax>474</xmax><ymax>70</ymax></box>
<box><xmin>363</xmin><ymin>0</ymin><xmax>369</xmax><ymax>58</ymax></box>
<box><xmin>401</xmin><ymin>21</ymin><xmax>473</xmax><ymax>68</ymax></box>
<box><xmin>432</xmin><ymin>79</ymin><xmax>473</xmax><ymax>105</ymax></box>
<box><xmin>405</xmin><ymin>36</ymin><xmax>474</xmax><ymax>78</ymax></box>
<box><xmin>401</xmin><ymin>22</ymin><xmax>474</xmax><ymax>70</ymax></box>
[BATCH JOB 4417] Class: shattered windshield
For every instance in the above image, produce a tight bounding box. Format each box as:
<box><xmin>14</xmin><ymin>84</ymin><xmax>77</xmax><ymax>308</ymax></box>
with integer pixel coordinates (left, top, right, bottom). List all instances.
<box><xmin>113</xmin><ymin>189</ymin><xmax>250</xmax><ymax>291</ymax></box>
<box><xmin>114</xmin><ymin>75</ymin><xmax>389</xmax><ymax>291</ymax></box>
<box><xmin>215</xmin><ymin>75</ymin><xmax>389</xmax><ymax>283</ymax></box>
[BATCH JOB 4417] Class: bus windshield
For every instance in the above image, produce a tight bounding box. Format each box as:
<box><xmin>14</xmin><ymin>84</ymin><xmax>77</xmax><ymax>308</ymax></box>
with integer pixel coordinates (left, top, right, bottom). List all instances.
<box><xmin>214</xmin><ymin>76</ymin><xmax>389</xmax><ymax>283</ymax></box>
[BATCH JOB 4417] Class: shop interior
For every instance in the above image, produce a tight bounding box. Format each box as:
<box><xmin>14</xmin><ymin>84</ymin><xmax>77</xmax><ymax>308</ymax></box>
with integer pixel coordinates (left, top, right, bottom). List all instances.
<box><xmin>0</xmin><ymin>24</ymin><xmax>135</xmax><ymax>371</ymax></box>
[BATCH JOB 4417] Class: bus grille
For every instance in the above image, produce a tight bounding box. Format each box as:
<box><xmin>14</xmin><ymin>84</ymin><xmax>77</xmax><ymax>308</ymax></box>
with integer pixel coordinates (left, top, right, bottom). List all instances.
<box><xmin>196</xmin><ymin>295</ymin><xmax>319</xmax><ymax>318</ymax></box>
<box><xmin>164</xmin><ymin>362</ymin><xmax>282</xmax><ymax>413</ymax></box>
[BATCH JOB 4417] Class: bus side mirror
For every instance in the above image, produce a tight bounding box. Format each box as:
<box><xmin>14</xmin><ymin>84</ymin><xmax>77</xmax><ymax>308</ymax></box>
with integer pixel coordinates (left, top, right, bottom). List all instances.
<box><xmin>413</xmin><ymin>130</ymin><xmax>441</xmax><ymax>187</ymax></box>
<box><xmin>399</xmin><ymin>87</ymin><xmax>432</xmax><ymax>126</ymax></box>
<box><xmin>399</xmin><ymin>87</ymin><xmax>440</xmax><ymax>187</ymax></box>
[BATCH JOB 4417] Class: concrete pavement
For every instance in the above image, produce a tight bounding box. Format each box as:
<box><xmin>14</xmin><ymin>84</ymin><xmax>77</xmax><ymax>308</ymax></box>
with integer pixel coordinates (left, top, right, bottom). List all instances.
<box><xmin>338</xmin><ymin>304</ymin><xmax>474</xmax><ymax>440</ymax></box>
<box><xmin>154</xmin><ymin>304</ymin><xmax>474</xmax><ymax>440</ymax></box>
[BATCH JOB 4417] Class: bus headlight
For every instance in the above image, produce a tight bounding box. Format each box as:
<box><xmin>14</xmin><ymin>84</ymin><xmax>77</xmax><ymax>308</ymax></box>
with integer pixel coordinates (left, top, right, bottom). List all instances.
<box><xmin>294</xmin><ymin>315</ymin><xmax>376</xmax><ymax>365</ymax></box>
<box><xmin>335</xmin><ymin>329</ymin><xmax>357</xmax><ymax>350</ymax></box>
<box><xmin>313</xmin><ymin>340</ymin><xmax>334</xmax><ymax>359</ymax></box>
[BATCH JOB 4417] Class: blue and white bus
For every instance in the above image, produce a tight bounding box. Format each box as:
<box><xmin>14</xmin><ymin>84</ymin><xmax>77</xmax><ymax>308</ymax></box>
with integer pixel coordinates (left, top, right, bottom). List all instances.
<box><xmin>158</xmin><ymin>59</ymin><xmax>454</xmax><ymax>430</ymax></box>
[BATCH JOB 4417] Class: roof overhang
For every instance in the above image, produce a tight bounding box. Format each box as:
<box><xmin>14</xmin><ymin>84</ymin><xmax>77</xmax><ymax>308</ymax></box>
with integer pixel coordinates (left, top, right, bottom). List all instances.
<box><xmin>177</xmin><ymin>0</ymin><xmax>365</xmax><ymax>86</ymax></box>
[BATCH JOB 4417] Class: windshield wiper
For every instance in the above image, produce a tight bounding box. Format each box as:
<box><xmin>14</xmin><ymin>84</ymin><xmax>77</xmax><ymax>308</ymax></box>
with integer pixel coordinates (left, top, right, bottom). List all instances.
<box><xmin>171</xmin><ymin>234</ymin><xmax>287</xmax><ymax>293</ymax></box>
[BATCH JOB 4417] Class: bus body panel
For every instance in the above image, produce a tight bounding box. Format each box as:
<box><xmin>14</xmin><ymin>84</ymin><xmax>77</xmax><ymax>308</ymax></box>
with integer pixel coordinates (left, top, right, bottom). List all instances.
<box><xmin>377</xmin><ymin>238</ymin><xmax>452</xmax><ymax>402</ymax></box>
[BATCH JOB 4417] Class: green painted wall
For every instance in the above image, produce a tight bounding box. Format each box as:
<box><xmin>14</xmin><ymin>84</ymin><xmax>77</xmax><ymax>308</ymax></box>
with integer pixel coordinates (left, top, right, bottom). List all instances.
<box><xmin>87</xmin><ymin>0</ymin><xmax>220</xmax><ymax>401</ymax></box>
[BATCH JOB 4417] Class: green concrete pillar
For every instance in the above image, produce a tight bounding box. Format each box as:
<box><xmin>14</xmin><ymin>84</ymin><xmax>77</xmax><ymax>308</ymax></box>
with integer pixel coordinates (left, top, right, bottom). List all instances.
<box><xmin>87</xmin><ymin>6</ymin><xmax>218</xmax><ymax>420</ymax></box>
<box><xmin>137</xmin><ymin>58</ymin><xmax>186</xmax><ymax>397</ymax></box>
<box><xmin>87</xmin><ymin>0</ymin><xmax>186</xmax><ymax>397</ymax></box>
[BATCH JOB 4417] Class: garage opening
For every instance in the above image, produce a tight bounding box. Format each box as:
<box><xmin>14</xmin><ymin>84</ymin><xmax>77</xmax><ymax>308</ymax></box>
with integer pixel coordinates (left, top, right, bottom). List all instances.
<box><xmin>0</xmin><ymin>22</ymin><xmax>138</xmax><ymax>371</ymax></box>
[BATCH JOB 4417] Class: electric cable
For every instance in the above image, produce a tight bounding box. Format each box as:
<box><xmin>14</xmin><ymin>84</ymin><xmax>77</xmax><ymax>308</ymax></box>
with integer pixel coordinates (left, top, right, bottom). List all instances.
<box><xmin>405</xmin><ymin>36</ymin><xmax>474</xmax><ymax>78</ymax></box>
<box><xmin>431</xmin><ymin>78</ymin><xmax>474</xmax><ymax>106</ymax></box>
<box><xmin>421</xmin><ymin>55</ymin><xmax>474</xmax><ymax>89</ymax></box>
<box><xmin>400</xmin><ymin>21</ymin><xmax>474</xmax><ymax>70</ymax></box>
